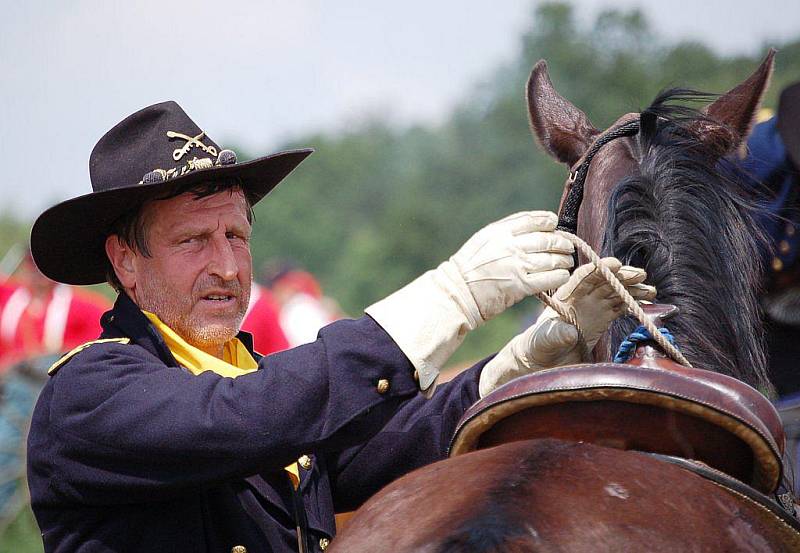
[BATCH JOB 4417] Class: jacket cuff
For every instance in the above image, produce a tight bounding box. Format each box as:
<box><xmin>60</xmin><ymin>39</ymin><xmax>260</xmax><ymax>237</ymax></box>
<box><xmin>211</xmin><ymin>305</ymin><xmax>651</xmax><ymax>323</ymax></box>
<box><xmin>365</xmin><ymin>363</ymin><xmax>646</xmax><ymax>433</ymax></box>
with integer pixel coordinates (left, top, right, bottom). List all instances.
<box><xmin>365</xmin><ymin>262</ymin><xmax>479</xmax><ymax>392</ymax></box>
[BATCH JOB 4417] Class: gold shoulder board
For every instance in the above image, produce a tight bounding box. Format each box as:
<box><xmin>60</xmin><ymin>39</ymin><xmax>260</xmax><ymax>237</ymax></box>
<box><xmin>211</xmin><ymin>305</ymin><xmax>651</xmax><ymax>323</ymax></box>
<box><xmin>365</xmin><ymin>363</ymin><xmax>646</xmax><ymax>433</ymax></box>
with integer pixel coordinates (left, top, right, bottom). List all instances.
<box><xmin>48</xmin><ymin>338</ymin><xmax>131</xmax><ymax>375</ymax></box>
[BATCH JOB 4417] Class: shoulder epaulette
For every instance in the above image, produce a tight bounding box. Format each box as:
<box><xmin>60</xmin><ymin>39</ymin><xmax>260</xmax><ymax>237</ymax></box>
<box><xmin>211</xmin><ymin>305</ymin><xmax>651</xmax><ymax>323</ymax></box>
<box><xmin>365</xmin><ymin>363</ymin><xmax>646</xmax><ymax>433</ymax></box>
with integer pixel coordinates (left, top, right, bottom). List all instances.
<box><xmin>48</xmin><ymin>338</ymin><xmax>131</xmax><ymax>375</ymax></box>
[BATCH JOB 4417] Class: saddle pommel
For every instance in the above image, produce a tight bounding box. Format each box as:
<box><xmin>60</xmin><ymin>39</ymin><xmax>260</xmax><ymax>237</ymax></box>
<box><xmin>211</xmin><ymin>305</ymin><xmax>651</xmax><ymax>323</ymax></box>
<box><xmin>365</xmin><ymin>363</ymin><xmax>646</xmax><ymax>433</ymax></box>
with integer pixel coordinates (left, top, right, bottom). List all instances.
<box><xmin>626</xmin><ymin>303</ymin><xmax>680</xmax><ymax>368</ymax></box>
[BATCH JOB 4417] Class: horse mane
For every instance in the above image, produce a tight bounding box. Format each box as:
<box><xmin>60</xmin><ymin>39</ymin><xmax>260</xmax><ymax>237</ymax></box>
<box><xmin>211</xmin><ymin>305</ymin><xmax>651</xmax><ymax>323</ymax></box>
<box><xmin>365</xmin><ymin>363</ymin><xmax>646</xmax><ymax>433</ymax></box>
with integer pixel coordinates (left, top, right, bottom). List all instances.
<box><xmin>602</xmin><ymin>89</ymin><xmax>772</xmax><ymax>394</ymax></box>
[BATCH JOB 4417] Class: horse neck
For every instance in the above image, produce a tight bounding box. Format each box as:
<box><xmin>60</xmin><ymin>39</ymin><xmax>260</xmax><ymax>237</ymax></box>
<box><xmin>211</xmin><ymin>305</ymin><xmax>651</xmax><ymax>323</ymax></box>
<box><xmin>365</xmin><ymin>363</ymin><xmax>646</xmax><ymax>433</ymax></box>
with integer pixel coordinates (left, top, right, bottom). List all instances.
<box><xmin>594</xmin><ymin>139</ymin><xmax>771</xmax><ymax>394</ymax></box>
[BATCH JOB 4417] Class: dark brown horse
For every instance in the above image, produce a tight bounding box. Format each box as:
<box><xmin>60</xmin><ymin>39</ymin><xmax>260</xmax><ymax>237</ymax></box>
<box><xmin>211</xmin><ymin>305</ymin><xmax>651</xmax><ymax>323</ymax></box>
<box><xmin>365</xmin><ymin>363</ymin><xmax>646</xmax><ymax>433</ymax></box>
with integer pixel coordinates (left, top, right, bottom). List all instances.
<box><xmin>330</xmin><ymin>52</ymin><xmax>800</xmax><ymax>552</ymax></box>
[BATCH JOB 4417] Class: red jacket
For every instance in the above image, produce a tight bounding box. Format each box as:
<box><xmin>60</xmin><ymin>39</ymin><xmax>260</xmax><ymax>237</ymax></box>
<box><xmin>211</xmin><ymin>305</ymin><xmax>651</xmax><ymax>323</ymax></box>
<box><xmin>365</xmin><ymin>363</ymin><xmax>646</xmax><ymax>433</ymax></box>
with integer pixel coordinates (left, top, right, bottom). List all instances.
<box><xmin>0</xmin><ymin>282</ymin><xmax>109</xmax><ymax>368</ymax></box>
<box><xmin>240</xmin><ymin>283</ymin><xmax>289</xmax><ymax>355</ymax></box>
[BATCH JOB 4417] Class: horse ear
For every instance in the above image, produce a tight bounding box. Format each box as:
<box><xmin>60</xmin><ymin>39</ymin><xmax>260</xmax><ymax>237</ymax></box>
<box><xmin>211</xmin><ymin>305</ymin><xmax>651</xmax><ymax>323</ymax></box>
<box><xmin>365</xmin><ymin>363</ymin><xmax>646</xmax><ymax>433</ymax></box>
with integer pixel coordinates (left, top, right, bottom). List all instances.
<box><xmin>696</xmin><ymin>49</ymin><xmax>776</xmax><ymax>155</ymax></box>
<box><xmin>527</xmin><ymin>60</ymin><xmax>599</xmax><ymax>166</ymax></box>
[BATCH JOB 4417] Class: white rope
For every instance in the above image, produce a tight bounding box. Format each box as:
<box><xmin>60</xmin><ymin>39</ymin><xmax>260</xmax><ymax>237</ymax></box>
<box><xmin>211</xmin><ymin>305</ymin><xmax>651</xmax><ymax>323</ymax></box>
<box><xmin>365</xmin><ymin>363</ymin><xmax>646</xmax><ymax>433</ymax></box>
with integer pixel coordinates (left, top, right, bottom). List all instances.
<box><xmin>536</xmin><ymin>230</ymin><xmax>693</xmax><ymax>368</ymax></box>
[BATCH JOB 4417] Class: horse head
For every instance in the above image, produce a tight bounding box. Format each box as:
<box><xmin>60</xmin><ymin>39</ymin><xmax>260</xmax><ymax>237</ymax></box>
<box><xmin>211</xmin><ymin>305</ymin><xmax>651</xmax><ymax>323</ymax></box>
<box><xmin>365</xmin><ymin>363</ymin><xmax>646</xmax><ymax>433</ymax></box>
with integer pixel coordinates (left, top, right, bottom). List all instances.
<box><xmin>526</xmin><ymin>51</ymin><xmax>775</xmax><ymax>393</ymax></box>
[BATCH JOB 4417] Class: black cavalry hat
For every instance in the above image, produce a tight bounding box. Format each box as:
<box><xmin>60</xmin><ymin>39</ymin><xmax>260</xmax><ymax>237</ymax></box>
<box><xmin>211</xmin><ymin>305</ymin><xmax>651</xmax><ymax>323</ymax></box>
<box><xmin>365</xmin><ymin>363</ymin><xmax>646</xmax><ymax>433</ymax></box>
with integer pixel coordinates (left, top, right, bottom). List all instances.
<box><xmin>31</xmin><ymin>101</ymin><xmax>313</xmax><ymax>285</ymax></box>
<box><xmin>777</xmin><ymin>81</ymin><xmax>800</xmax><ymax>168</ymax></box>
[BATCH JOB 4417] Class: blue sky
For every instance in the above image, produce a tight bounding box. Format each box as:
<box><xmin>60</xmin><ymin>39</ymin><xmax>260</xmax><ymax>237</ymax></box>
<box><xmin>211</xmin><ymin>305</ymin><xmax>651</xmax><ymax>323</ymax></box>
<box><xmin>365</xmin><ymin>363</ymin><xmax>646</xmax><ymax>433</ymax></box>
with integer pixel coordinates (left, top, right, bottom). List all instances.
<box><xmin>2</xmin><ymin>0</ymin><xmax>798</xmax><ymax>219</ymax></box>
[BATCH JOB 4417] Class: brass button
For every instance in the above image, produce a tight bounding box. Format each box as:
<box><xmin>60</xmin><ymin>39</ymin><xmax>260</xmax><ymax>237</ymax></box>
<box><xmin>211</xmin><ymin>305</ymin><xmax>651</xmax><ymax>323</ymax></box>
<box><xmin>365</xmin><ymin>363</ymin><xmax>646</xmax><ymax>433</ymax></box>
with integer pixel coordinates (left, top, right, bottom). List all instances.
<box><xmin>376</xmin><ymin>378</ymin><xmax>390</xmax><ymax>394</ymax></box>
<box><xmin>298</xmin><ymin>454</ymin><xmax>312</xmax><ymax>470</ymax></box>
<box><xmin>319</xmin><ymin>537</ymin><xmax>330</xmax><ymax>550</ymax></box>
<box><xmin>413</xmin><ymin>370</ymin><xmax>419</xmax><ymax>383</ymax></box>
<box><xmin>780</xmin><ymin>240</ymin><xmax>791</xmax><ymax>254</ymax></box>
<box><xmin>787</xmin><ymin>224</ymin><xmax>796</xmax><ymax>237</ymax></box>
<box><xmin>231</xmin><ymin>546</ymin><xmax>247</xmax><ymax>553</ymax></box>
<box><xmin>772</xmin><ymin>257</ymin><xmax>784</xmax><ymax>272</ymax></box>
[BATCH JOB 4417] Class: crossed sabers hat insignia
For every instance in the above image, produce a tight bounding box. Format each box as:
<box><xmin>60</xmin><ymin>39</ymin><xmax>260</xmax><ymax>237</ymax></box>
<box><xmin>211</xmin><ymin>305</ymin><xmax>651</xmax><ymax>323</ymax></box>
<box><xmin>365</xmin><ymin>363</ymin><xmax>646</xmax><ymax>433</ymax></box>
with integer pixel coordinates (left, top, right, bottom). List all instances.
<box><xmin>167</xmin><ymin>130</ymin><xmax>219</xmax><ymax>161</ymax></box>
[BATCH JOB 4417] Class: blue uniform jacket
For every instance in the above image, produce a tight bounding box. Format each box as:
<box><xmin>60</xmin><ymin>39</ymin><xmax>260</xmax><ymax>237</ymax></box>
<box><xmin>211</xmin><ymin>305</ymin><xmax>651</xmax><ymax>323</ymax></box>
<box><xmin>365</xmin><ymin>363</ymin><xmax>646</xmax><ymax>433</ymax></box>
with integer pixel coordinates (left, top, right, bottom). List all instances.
<box><xmin>741</xmin><ymin>117</ymin><xmax>800</xmax><ymax>274</ymax></box>
<box><xmin>27</xmin><ymin>293</ymin><xmax>484</xmax><ymax>552</ymax></box>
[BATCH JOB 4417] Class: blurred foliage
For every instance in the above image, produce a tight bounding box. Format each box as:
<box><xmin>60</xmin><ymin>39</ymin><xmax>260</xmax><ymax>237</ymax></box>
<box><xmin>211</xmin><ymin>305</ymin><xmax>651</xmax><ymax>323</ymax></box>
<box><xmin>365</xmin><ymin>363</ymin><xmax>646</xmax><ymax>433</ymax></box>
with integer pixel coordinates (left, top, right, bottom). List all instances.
<box><xmin>3</xmin><ymin>2</ymin><xmax>800</xmax><ymax>548</ymax></box>
<box><xmin>0</xmin><ymin>215</ymin><xmax>30</xmax><ymax>273</ymax></box>
<box><xmin>2</xmin><ymin>506</ymin><xmax>42</xmax><ymax>553</ymax></box>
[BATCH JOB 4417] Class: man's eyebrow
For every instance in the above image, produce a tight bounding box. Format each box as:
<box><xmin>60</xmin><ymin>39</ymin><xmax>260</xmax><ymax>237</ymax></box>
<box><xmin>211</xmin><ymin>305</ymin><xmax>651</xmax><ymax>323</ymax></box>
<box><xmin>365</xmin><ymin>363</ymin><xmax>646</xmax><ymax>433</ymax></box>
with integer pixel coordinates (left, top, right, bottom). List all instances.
<box><xmin>169</xmin><ymin>219</ymin><xmax>249</xmax><ymax>239</ymax></box>
<box><xmin>229</xmin><ymin>219</ymin><xmax>252</xmax><ymax>231</ymax></box>
<box><xmin>169</xmin><ymin>225</ymin><xmax>213</xmax><ymax>239</ymax></box>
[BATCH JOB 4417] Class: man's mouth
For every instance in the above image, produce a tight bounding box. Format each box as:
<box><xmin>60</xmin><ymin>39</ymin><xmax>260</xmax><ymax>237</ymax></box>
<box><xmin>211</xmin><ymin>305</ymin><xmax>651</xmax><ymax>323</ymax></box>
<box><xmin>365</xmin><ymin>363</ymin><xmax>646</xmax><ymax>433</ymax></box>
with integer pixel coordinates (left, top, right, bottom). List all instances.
<box><xmin>201</xmin><ymin>291</ymin><xmax>238</xmax><ymax>304</ymax></box>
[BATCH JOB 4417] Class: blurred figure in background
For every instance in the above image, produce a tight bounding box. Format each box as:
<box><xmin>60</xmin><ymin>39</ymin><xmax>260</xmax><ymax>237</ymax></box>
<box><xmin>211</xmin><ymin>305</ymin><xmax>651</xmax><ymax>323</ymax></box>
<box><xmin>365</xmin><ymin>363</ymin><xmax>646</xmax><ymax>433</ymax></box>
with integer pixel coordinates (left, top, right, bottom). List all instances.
<box><xmin>262</xmin><ymin>260</ymin><xmax>341</xmax><ymax>347</ymax></box>
<box><xmin>739</xmin><ymin>81</ymin><xmax>800</xmax><ymax>397</ymax></box>
<box><xmin>240</xmin><ymin>281</ymin><xmax>289</xmax><ymax>355</ymax></box>
<box><xmin>0</xmin><ymin>278</ymin><xmax>21</xmax><ymax>368</ymax></box>
<box><xmin>0</xmin><ymin>249</ymin><xmax>110</xmax><ymax>369</ymax></box>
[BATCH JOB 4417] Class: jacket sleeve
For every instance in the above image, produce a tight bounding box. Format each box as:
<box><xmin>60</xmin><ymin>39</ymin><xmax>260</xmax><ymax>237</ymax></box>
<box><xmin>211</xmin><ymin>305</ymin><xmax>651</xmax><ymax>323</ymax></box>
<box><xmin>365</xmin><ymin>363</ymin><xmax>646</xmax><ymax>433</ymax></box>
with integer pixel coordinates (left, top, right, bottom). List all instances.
<box><xmin>38</xmin><ymin>316</ymin><xmax>419</xmax><ymax>504</ymax></box>
<box><xmin>324</xmin><ymin>357</ymin><xmax>487</xmax><ymax>512</ymax></box>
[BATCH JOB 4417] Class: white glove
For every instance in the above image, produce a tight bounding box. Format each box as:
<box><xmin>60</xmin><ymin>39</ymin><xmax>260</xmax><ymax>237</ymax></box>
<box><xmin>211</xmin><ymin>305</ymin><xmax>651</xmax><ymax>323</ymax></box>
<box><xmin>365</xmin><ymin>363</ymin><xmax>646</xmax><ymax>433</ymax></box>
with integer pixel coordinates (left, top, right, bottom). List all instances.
<box><xmin>450</xmin><ymin>211</ymin><xmax>575</xmax><ymax>321</ymax></box>
<box><xmin>366</xmin><ymin>211</ymin><xmax>574</xmax><ymax>393</ymax></box>
<box><xmin>478</xmin><ymin>258</ymin><xmax>656</xmax><ymax>397</ymax></box>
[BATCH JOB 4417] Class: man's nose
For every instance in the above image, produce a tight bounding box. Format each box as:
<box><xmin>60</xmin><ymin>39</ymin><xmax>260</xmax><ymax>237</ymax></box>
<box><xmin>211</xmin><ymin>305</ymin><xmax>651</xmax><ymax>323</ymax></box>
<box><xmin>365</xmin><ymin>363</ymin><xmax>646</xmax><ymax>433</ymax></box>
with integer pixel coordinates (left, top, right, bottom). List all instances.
<box><xmin>208</xmin><ymin>236</ymin><xmax>238</xmax><ymax>281</ymax></box>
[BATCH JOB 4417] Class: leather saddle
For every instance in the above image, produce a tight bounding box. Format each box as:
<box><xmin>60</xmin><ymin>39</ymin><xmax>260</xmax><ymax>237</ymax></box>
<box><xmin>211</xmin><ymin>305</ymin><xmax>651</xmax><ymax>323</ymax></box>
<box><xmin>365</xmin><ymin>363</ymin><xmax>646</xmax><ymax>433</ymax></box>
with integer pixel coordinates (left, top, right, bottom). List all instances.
<box><xmin>449</xmin><ymin>304</ymin><xmax>786</xmax><ymax>495</ymax></box>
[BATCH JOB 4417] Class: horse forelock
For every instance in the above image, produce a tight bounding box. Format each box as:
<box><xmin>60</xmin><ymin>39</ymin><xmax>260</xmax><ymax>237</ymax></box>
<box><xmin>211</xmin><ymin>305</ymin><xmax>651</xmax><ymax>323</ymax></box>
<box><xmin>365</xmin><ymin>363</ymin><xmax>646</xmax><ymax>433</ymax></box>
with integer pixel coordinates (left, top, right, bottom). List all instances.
<box><xmin>601</xmin><ymin>90</ymin><xmax>772</xmax><ymax>394</ymax></box>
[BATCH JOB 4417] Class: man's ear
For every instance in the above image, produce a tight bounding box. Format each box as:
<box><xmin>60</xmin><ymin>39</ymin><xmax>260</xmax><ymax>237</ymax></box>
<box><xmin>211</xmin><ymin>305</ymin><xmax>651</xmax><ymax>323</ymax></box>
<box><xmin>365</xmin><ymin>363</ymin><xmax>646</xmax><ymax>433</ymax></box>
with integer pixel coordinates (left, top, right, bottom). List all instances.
<box><xmin>104</xmin><ymin>235</ymin><xmax>137</xmax><ymax>290</ymax></box>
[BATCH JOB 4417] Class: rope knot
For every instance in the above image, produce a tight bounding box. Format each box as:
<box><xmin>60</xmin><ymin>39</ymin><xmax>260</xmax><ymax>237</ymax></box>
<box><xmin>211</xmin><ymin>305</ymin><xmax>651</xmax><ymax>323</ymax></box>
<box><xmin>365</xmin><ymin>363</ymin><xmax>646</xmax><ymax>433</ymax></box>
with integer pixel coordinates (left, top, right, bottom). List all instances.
<box><xmin>613</xmin><ymin>325</ymin><xmax>678</xmax><ymax>364</ymax></box>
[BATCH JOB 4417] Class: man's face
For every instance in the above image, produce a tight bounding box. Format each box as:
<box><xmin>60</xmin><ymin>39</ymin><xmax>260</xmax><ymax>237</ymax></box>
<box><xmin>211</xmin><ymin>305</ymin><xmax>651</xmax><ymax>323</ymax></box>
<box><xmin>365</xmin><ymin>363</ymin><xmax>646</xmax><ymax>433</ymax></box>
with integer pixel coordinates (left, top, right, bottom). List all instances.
<box><xmin>127</xmin><ymin>189</ymin><xmax>252</xmax><ymax>353</ymax></box>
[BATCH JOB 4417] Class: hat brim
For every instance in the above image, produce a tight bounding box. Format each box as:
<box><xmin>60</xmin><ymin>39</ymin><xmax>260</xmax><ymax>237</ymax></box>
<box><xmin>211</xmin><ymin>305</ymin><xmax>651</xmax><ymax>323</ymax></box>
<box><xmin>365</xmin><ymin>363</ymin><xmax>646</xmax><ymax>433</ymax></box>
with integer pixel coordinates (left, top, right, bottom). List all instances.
<box><xmin>31</xmin><ymin>148</ymin><xmax>313</xmax><ymax>285</ymax></box>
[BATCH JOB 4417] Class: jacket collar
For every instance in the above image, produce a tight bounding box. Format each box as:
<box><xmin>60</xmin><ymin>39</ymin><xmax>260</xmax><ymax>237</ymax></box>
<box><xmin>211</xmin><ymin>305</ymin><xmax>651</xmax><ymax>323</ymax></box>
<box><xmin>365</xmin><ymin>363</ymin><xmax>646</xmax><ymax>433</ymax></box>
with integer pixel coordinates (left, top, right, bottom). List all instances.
<box><xmin>101</xmin><ymin>293</ymin><xmax>260</xmax><ymax>366</ymax></box>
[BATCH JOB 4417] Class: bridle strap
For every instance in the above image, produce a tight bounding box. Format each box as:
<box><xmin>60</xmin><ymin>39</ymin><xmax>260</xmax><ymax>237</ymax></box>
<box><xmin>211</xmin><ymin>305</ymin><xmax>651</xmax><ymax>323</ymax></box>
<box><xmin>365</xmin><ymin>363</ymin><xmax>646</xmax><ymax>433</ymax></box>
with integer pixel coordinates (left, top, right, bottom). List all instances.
<box><xmin>557</xmin><ymin>119</ymin><xmax>641</xmax><ymax>234</ymax></box>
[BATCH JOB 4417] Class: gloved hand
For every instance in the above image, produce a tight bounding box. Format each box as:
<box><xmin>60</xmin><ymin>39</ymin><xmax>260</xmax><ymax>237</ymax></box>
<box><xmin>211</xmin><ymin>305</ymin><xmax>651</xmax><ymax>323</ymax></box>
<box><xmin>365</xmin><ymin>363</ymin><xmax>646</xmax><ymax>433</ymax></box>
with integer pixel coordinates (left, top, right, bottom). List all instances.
<box><xmin>478</xmin><ymin>258</ymin><xmax>656</xmax><ymax>397</ymax></box>
<box><xmin>366</xmin><ymin>211</ymin><xmax>574</xmax><ymax>393</ymax></box>
<box><xmin>449</xmin><ymin>211</ymin><xmax>576</xmax><ymax>321</ymax></box>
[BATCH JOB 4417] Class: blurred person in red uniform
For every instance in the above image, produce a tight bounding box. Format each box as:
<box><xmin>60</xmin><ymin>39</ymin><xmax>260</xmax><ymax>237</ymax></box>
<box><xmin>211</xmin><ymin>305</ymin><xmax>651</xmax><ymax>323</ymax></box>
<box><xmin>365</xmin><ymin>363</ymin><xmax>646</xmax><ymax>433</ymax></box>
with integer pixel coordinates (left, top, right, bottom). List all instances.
<box><xmin>0</xmin><ymin>277</ymin><xmax>21</xmax><ymax>367</ymax></box>
<box><xmin>264</xmin><ymin>261</ymin><xmax>341</xmax><ymax>347</ymax></box>
<box><xmin>0</xmin><ymin>250</ymin><xmax>110</xmax><ymax>368</ymax></box>
<box><xmin>240</xmin><ymin>282</ymin><xmax>289</xmax><ymax>355</ymax></box>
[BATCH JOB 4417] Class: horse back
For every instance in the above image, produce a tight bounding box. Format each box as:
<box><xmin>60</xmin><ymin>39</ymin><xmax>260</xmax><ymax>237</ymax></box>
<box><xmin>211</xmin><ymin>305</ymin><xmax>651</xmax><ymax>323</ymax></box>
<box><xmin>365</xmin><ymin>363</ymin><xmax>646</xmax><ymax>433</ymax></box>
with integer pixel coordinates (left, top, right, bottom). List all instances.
<box><xmin>330</xmin><ymin>439</ymin><xmax>800</xmax><ymax>552</ymax></box>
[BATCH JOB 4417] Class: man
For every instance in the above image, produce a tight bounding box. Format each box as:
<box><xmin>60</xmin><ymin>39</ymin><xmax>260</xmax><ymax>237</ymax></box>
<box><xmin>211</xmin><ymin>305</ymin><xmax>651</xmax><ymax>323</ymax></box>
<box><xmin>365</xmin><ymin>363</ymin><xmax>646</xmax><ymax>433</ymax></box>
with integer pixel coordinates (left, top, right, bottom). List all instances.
<box><xmin>739</xmin><ymin>82</ymin><xmax>800</xmax><ymax>396</ymax></box>
<box><xmin>264</xmin><ymin>264</ymin><xmax>338</xmax><ymax>347</ymax></box>
<box><xmin>0</xmin><ymin>251</ymin><xmax>109</xmax><ymax>369</ymax></box>
<box><xmin>240</xmin><ymin>281</ymin><xmax>290</xmax><ymax>354</ymax></box>
<box><xmin>26</xmin><ymin>101</ymin><xmax>653</xmax><ymax>552</ymax></box>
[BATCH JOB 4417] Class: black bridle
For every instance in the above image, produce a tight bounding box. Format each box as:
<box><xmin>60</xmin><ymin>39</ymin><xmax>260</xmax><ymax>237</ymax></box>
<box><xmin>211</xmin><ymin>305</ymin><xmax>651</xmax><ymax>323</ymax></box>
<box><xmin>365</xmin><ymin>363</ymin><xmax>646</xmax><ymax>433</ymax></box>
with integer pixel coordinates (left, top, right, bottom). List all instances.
<box><xmin>556</xmin><ymin>119</ymin><xmax>642</xmax><ymax>234</ymax></box>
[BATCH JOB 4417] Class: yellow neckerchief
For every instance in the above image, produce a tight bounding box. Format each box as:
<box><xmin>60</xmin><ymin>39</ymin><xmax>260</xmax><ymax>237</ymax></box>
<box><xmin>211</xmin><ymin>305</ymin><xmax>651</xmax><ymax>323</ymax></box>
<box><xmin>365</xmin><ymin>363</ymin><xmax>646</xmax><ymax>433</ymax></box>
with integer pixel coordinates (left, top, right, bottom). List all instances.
<box><xmin>143</xmin><ymin>310</ymin><xmax>300</xmax><ymax>488</ymax></box>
